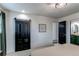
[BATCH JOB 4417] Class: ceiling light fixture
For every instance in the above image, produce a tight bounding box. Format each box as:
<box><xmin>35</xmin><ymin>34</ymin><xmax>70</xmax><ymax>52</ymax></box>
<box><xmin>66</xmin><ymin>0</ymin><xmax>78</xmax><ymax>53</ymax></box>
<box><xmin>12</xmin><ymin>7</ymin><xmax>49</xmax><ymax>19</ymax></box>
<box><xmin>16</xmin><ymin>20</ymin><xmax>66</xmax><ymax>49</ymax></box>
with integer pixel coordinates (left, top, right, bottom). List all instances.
<box><xmin>48</xmin><ymin>3</ymin><xmax>67</xmax><ymax>8</ymax></box>
<box><xmin>16</xmin><ymin>14</ymin><xmax>30</xmax><ymax>20</ymax></box>
<box><xmin>22</xmin><ymin>10</ymin><xmax>25</xmax><ymax>13</ymax></box>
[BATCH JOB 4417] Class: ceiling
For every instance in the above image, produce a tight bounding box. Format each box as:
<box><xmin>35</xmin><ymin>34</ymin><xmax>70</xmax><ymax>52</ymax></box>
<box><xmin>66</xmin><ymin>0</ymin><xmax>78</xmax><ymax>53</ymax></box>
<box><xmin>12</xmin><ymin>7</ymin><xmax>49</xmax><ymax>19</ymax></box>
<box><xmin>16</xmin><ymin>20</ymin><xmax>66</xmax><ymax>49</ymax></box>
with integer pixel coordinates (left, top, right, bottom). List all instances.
<box><xmin>0</xmin><ymin>3</ymin><xmax>79</xmax><ymax>18</ymax></box>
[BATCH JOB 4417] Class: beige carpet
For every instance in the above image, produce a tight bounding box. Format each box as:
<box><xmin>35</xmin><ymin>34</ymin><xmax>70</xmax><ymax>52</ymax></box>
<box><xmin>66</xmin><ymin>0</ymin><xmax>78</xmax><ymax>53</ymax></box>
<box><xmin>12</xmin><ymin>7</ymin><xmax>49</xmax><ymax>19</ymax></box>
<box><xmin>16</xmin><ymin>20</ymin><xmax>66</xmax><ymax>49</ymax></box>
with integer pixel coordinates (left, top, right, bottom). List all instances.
<box><xmin>7</xmin><ymin>50</ymin><xmax>31</xmax><ymax>56</ymax></box>
<box><xmin>31</xmin><ymin>44</ymin><xmax>79</xmax><ymax>56</ymax></box>
<box><xmin>6</xmin><ymin>44</ymin><xmax>79</xmax><ymax>56</ymax></box>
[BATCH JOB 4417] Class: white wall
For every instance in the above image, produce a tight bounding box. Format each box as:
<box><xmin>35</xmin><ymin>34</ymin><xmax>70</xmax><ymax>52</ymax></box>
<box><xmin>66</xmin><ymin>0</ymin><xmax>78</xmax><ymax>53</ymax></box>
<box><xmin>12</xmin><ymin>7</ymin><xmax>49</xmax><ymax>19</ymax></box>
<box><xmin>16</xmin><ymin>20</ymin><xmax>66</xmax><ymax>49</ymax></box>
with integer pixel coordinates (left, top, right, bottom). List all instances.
<box><xmin>6</xmin><ymin>11</ymin><xmax>57</xmax><ymax>54</ymax></box>
<box><xmin>52</xmin><ymin>22</ymin><xmax>58</xmax><ymax>42</ymax></box>
<box><xmin>58</xmin><ymin>12</ymin><xmax>79</xmax><ymax>44</ymax></box>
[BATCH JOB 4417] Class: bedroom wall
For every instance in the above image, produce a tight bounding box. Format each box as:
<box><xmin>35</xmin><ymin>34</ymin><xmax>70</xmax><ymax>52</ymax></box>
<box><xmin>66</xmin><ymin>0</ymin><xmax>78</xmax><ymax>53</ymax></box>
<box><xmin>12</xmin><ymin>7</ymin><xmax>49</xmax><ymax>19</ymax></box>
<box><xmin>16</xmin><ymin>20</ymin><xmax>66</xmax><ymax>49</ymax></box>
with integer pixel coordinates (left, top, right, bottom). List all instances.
<box><xmin>58</xmin><ymin>12</ymin><xmax>79</xmax><ymax>44</ymax></box>
<box><xmin>6</xmin><ymin>11</ymin><xmax>57</xmax><ymax>54</ymax></box>
<box><xmin>52</xmin><ymin>22</ymin><xmax>58</xmax><ymax>42</ymax></box>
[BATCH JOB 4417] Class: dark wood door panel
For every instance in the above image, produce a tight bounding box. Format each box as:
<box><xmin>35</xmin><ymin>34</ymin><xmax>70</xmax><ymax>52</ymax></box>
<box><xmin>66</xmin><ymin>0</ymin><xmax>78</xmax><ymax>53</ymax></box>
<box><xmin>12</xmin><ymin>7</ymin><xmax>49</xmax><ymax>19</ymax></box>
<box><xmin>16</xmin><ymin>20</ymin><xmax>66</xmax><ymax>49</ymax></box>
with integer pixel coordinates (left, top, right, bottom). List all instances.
<box><xmin>59</xmin><ymin>21</ymin><xmax>66</xmax><ymax>44</ymax></box>
<box><xmin>15</xmin><ymin>19</ymin><xmax>30</xmax><ymax>51</ymax></box>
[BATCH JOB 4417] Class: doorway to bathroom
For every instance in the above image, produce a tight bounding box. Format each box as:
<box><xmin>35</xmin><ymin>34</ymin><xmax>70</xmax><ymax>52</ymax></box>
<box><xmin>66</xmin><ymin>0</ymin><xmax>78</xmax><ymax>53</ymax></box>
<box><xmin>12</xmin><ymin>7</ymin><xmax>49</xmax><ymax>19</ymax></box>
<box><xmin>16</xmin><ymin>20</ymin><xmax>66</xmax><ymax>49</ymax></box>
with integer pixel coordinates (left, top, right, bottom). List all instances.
<box><xmin>71</xmin><ymin>20</ymin><xmax>79</xmax><ymax>45</ymax></box>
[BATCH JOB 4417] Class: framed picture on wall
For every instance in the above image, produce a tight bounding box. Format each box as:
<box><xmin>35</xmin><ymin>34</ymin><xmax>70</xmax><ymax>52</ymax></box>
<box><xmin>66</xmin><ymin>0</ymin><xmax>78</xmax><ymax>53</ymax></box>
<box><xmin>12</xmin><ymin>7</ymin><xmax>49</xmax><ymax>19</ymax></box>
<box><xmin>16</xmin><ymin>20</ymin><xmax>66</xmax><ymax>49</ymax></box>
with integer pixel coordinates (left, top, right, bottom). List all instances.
<box><xmin>39</xmin><ymin>24</ymin><xmax>46</xmax><ymax>32</ymax></box>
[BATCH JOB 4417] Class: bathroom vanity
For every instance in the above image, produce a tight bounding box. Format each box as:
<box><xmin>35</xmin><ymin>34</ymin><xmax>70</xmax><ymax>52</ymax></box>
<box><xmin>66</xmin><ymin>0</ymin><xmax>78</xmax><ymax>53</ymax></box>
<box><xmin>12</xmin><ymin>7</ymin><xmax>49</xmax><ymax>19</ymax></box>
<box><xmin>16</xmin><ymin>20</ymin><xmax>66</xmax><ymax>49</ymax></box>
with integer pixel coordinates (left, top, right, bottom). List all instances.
<box><xmin>71</xmin><ymin>33</ymin><xmax>79</xmax><ymax>45</ymax></box>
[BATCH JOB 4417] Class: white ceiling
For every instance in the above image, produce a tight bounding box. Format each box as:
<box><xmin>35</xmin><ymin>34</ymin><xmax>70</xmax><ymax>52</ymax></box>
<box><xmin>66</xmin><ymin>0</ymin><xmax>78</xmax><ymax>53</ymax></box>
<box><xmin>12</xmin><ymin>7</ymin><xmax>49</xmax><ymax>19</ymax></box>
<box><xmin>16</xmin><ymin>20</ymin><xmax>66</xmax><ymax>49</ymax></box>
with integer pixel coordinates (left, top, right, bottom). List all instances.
<box><xmin>0</xmin><ymin>3</ymin><xmax>79</xmax><ymax>18</ymax></box>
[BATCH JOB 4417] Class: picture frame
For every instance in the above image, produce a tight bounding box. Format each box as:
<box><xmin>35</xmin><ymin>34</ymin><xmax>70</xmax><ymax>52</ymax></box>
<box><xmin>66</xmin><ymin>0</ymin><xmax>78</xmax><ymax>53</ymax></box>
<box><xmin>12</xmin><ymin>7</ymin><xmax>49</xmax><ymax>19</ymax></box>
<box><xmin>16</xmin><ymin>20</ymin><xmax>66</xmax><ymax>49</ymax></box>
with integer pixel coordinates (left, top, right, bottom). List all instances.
<box><xmin>39</xmin><ymin>24</ymin><xmax>46</xmax><ymax>32</ymax></box>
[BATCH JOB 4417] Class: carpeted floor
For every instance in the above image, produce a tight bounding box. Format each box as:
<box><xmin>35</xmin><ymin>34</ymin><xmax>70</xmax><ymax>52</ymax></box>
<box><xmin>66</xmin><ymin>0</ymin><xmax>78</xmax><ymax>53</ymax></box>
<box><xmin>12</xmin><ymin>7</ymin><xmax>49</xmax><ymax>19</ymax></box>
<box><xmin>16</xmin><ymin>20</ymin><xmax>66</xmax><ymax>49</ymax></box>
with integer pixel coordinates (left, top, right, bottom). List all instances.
<box><xmin>31</xmin><ymin>44</ymin><xmax>79</xmax><ymax>56</ymax></box>
<box><xmin>6</xmin><ymin>44</ymin><xmax>79</xmax><ymax>56</ymax></box>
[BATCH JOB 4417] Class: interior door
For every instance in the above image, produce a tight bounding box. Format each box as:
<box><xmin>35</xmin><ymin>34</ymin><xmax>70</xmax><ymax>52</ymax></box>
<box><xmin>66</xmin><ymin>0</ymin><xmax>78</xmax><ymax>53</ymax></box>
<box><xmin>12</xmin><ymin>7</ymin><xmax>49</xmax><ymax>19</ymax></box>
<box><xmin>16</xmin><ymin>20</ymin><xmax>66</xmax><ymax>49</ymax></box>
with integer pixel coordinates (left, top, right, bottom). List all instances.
<box><xmin>15</xmin><ymin>19</ymin><xmax>30</xmax><ymax>51</ymax></box>
<box><xmin>59</xmin><ymin>21</ymin><xmax>66</xmax><ymax>44</ymax></box>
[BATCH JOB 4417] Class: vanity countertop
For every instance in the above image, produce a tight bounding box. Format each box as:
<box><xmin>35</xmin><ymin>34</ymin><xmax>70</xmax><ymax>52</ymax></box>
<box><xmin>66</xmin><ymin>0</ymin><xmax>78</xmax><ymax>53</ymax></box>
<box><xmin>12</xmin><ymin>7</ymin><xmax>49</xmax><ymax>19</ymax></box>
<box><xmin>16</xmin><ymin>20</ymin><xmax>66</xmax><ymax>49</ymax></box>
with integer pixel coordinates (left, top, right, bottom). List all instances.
<box><xmin>72</xmin><ymin>33</ymin><xmax>79</xmax><ymax>36</ymax></box>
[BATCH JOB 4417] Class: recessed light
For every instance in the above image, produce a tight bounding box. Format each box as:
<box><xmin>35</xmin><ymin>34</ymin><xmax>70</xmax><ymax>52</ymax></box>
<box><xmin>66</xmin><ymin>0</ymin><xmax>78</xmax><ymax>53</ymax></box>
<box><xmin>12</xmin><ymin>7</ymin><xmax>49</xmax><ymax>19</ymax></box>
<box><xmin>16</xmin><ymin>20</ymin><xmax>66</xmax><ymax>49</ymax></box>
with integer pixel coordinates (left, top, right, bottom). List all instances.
<box><xmin>22</xmin><ymin>10</ymin><xmax>25</xmax><ymax>13</ymax></box>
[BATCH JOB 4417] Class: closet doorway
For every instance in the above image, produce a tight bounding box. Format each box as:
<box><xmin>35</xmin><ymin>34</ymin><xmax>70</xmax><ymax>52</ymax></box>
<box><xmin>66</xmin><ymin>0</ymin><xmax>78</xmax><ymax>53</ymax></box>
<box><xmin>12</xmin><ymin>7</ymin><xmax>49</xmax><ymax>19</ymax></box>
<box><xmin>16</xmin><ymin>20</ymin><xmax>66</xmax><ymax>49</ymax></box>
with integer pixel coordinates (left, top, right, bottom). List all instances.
<box><xmin>15</xmin><ymin>18</ymin><xmax>31</xmax><ymax>51</ymax></box>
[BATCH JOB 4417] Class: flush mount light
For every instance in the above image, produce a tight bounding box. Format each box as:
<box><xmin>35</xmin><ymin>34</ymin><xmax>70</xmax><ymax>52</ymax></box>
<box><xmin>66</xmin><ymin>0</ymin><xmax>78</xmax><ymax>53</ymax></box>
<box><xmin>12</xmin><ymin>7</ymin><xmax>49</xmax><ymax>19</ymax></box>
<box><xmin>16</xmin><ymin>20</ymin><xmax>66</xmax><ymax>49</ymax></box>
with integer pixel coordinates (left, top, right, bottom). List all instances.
<box><xmin>48</xmin><ymin>3</ymin><xmax>67</xmax><ymax>8</ymax></box>
<box><xmin>22</xmin><ymin>10</ymin><xmax>25</xmax><ymax>13</ymax></box>
<box><xmin>16</xmin><ymin>14</ymin><xmax>30</xmax><ymax>20</ymax></box>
